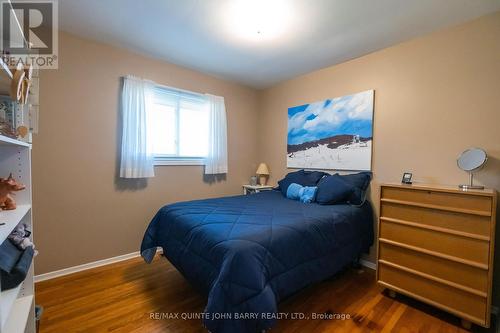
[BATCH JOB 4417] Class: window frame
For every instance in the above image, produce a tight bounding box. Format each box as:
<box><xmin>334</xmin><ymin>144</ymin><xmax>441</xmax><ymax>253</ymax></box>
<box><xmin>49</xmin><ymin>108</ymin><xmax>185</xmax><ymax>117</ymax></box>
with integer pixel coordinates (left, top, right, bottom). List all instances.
<box><xmin>150</xmin><ymin>85</ymin><xmax>209</xmax><ymax>166</ymax></box>
<box><xmin>154</xmin><ymin>156</ymin><xmax>206</xmax><ymax>166</ymax></box>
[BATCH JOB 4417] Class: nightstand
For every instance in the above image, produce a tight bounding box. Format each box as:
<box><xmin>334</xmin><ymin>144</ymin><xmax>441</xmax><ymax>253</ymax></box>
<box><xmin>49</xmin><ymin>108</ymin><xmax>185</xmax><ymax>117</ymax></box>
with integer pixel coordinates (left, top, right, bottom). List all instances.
<box><xmin>242</xmin><ymin>185</ymin><xmax>274</xmax><ymax>195</ymax></box>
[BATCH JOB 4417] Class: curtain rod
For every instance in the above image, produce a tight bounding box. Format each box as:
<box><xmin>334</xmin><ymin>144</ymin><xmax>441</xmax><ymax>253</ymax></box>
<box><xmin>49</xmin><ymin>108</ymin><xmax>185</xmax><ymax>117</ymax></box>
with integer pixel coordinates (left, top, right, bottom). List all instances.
<box><xmin>123</xmin><ymin>75</ymin><xmax>205</xmax><ymax>98</ymax></box>
<box><xmin>155</xmin><ymin>82</ymin><xmax>205</xmax><ymax>98</ymax></box>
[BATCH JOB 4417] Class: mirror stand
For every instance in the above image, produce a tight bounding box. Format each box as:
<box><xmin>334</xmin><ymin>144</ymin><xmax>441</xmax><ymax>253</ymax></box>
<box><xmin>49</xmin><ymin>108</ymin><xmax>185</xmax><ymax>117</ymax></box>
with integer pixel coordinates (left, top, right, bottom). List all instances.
<box><xmin>459</xmin><ymin>172</ymin><xmax>484</xmax><ymax>190</ymax></box>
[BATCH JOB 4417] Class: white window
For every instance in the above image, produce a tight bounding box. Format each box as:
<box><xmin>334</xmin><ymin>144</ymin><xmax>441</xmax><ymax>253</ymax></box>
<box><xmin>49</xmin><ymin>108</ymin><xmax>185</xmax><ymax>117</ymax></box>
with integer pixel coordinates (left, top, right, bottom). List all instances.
<box><xmin>149</xmin><ymin>86</ymin><xmax>210</xmax><ymax>165</ymax></box>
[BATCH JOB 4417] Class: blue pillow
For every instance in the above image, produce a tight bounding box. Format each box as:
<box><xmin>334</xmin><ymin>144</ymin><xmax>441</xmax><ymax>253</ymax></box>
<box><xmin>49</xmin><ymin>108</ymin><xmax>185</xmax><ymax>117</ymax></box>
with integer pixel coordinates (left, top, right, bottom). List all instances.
<box><xmin>316</xmin><ymin>175</ymin><xmax>354</xmax><ymax>205</ymax></box>
<box><xmin>286</xmin><ymin>183</ymin><xmax>318</xmax><ymax>203</ymax></box>
<box><xmin>278</xmin><ymin>170</ymin><xmax>327</xmax><ymax>196</ymax></box>
<box><xmin>338</xmin><ymin>172</ymin><xmax>372</xmax><ymax>205</ymax></box>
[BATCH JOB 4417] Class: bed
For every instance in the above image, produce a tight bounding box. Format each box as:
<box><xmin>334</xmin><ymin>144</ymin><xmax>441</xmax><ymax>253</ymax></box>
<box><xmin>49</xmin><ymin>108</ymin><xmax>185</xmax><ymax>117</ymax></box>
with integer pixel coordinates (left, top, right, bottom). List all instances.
<box><xmin>141</xmin><ymin>190</ymin><xmax>373</xmax><ymax>333</ymax></box>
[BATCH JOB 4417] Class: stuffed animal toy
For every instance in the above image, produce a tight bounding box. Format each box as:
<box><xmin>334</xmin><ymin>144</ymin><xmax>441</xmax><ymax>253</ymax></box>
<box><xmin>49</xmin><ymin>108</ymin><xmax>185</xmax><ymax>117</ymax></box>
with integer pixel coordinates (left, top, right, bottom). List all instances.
<box><xmin>8</xmin><ymin>223</ymin><xmax>38</xmax><ymax>256</ymax></box>
<box><xmin>8</xmin><ymin>223</ymin><xmax>33</xmax><ymax>250</ymax></box>
<box><xmin>0</xmin><ymin>174</ymin><xmax>26</xmax><ymax>210</ymax></box>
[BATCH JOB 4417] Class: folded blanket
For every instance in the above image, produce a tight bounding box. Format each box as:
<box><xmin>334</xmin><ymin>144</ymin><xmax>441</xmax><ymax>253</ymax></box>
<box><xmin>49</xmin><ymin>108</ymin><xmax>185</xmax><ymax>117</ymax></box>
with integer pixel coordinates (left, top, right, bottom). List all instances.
<box><xmin>286</xmin><ymin>182</ymin><xmax>318</xmax><ymax>203</ymax></box>
<box><xmin>0</xmin><ymin>239</ymin><xmax>22</xmax><ymax>273</ymax></box>
<box><xmin>0</xmin><ymin>245</ymin><xmax>34</xmax><ymax>291</ymax></box>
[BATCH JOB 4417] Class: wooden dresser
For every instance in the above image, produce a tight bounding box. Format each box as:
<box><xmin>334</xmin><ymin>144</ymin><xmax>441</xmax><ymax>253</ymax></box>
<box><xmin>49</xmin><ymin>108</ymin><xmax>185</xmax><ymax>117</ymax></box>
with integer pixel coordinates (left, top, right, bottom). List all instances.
<box><xmin>376</xmin><ymin>183</ymin><xmax>497</xmax><ymax>328</ymax></box>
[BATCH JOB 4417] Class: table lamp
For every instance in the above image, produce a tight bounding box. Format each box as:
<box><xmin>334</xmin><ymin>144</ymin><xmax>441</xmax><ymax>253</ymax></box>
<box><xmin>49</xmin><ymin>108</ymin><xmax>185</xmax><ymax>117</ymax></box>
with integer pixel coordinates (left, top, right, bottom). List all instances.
<box><xmin>256</xmin><ymin>163</ymin><xmax>270</xmax><ymax>186</ymax></box>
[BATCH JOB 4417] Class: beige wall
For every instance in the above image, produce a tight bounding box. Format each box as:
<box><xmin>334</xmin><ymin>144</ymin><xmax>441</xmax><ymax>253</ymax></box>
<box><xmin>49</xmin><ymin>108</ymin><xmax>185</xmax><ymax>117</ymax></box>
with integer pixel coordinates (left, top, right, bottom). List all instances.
<box><xmin>258</xmin><ymin>12</ymin><xmax>500</xmax><ymax>303</ymax></box>
<box><xmin>33</xmin><ymin>32</ymin><xmax>259</xmax><ymax>274</ymax></box>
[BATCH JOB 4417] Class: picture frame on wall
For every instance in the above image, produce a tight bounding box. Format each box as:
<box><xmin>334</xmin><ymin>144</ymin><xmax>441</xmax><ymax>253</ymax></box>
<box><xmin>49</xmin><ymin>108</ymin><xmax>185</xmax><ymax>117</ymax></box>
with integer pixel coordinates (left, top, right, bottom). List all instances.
<box><xmin>287</xmin><ymin>90</ymin><xmax>374</xmax><ymax>171</ymax></box>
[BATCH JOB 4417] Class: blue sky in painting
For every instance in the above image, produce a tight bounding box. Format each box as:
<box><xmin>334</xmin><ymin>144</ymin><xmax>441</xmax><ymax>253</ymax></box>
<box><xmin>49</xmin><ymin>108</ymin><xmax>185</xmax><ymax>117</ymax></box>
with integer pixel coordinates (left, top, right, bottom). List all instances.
<box><xmin>287</xmin><ymin>90</ymin><xmax>374</xmax><ymax>145</ymax></box>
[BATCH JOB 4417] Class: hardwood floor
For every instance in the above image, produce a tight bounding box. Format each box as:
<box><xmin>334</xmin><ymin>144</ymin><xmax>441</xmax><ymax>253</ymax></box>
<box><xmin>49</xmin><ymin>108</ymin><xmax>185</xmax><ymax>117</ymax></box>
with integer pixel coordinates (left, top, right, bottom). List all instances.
<box><xmin>35</xmin><ymin>255</ymin><xmax>495</xmax><ymax>332</ymax></box>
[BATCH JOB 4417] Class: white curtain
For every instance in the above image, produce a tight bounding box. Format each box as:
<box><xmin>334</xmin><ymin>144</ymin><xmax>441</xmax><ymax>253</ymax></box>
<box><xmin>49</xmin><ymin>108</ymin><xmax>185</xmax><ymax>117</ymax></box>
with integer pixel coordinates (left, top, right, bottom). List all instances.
<box><xmin>204</xmin><ymin>94</ymin><xmax>228</xmax><ymax>174</ymax></box>
<box><xmin>120</xmin><ymin>76</ymin><xmax>155</xmax><ymax>178</ymax></box>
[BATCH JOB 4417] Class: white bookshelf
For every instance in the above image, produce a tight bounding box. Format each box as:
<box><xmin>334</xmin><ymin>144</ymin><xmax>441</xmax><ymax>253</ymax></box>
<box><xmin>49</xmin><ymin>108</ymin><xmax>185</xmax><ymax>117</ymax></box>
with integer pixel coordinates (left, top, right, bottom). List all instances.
<box><xmin>2</xmin><ymin>296</ymin><xmax>33</xmax><ymax>333</ymax></box>
<box><xmin>0</xmin><ymin>2</ymin><xmax>35</xmax><ymax>331</ymax></box>
<box><xmin>0</xmin><ymin>137</ymin><xmax>35</xmax><ymax>333</ymax></box>
<box><xmin>0</xmin><ymin>136</ymin><xmax>30</xmax><ymax>148</ymax></box>
<box><xmin>0</xmin><ymin>285</ymin><xmax>21</xmax><ymax>329</ymax></box>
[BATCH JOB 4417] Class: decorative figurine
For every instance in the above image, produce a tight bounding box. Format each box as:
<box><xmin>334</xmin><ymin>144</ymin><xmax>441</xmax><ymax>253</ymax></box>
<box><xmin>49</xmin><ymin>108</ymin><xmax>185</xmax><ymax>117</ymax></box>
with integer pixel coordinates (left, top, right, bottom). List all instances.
<box><xmin>0</xmin><ymin>174</ymin><xmax>26</xmax><ymax>210</ymax></box>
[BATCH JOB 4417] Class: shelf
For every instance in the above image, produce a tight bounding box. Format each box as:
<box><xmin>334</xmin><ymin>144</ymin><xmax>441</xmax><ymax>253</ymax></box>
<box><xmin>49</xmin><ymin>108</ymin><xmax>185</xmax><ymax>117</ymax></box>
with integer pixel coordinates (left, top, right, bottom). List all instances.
<box><xmin>2</xmin><ymin>295</ymin><xmax>33</xmax><ymax>333</ymax></box>
<box><xmin>0</xmin><ymin>4</ymin><xmax>33</xmax><ymax>333</ymax></box>
<box><xmin>0</xmin><ymin>135</ymin><xmax>30</xmax><ymax>148</ymax></box>
<box><xmin>0</xmin><ymin>205</ymin><xmax>31</xmax><ymax>244</ymax></box>
<box><xmin>0</xmin><ymin>285</ymin><xmax>21</xmax><ymax>330</ymax></box>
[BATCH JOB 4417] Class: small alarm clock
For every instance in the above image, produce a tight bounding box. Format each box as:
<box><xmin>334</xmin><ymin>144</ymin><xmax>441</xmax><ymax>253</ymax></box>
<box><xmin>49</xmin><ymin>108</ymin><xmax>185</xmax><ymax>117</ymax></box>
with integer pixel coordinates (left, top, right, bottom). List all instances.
<box><xmin>401</xmin><ymin>172</ymin><xmax>413</xmax><ymax>184</ymax></box>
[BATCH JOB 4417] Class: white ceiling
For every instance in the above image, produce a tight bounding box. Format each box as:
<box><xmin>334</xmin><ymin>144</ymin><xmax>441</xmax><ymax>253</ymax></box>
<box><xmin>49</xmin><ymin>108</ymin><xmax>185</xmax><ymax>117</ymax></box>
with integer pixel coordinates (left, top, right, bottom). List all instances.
<box><xmin>59</xmin><ymin>0</ymin><xmax>500</xmax><ymax>88</ymax></box>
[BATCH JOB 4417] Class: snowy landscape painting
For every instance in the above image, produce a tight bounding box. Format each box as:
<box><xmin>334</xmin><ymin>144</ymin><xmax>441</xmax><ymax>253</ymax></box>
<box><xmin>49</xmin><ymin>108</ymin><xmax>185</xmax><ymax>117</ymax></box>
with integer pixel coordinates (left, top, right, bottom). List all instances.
<box><xmin>287</xmin><ymin>90</ymin><xmax>374</xmax><ymax>171</ymax></box>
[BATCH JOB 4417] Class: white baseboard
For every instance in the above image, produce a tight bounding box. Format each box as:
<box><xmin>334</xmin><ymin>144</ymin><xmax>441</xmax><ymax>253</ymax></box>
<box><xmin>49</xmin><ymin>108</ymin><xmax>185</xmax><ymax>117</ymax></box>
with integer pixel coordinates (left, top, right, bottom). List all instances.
<box><xmin>360</xmin><ymin>259</ymin><xmax>376</xmax><ymax>270</ymax></box>
<box><xmin>35</xmin><ymin>251</ymin><xmax>142</xmax><ymax>283</ymax></box>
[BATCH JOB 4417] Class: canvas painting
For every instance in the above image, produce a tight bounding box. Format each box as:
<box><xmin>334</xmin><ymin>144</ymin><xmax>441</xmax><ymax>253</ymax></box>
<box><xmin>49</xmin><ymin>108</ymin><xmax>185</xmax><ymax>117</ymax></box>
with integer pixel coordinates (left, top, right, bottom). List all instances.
<box><xmin>287</xmin><ymin>90</ymin><xmax>374</xmax><ymax>171</ymax></box>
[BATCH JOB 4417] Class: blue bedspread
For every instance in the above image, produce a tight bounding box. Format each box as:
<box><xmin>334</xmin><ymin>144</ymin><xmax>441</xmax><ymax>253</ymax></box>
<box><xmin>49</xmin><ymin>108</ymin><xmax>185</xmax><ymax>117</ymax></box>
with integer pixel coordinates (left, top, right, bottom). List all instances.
<box><xmin>141</xmin><ymin>190</ymin><xmax>373</xmax><ymax>333</ymax></box>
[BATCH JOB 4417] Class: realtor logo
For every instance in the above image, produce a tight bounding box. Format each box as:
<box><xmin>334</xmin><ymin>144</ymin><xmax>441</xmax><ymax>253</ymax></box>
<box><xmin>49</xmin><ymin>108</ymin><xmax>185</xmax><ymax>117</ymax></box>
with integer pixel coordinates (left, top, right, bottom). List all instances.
<box><xmin>1</xmin><ymin>0</ymin><xmax>58</xmax><ymax>69</ymax></box>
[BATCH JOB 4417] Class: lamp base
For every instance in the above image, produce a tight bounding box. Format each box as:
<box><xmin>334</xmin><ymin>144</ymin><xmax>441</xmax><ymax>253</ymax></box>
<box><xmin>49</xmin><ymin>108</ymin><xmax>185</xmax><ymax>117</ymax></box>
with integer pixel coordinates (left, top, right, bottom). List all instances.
<box><xmin>259</xmin><ymin>175</ymin><xmax>267</xmax><ymax>186</ymax></box>
<box><xmin>459</xmin><ymin>184</ymin><xmax>484</xmax><ymax>190</ymax></box>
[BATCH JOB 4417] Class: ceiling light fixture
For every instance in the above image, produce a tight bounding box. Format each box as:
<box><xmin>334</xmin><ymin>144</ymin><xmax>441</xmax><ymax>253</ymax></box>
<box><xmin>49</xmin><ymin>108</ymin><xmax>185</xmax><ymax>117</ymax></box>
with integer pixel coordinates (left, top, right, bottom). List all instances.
<box><xmin>225</xmin><ymin>0</ymin><xmax>291</xmax><ymax>42</ymax></box>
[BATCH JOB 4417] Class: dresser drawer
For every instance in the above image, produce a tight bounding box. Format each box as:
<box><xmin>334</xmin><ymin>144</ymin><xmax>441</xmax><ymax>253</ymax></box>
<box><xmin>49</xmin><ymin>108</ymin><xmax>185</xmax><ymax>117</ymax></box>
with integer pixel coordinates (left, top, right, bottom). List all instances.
<box><xmin>379</xmin><ymin>219</ymin><xmax>489</xmax><ymax>266</ymax></box>
<box><xmin>379</xmin><ymin>242</ymin><xmax>488</xmax><ymax>293</ymax></box>
<box><xmin>381</xmin><ymin>187</ymin><xmax>492</xmax><ymax>215</ymax></box>
<box><xmin>380</xmin><ymin>201</ymin><xmax>491</xmax><ymax>238</ymax></box>
<box><xmin>378</xmin><ymin>264</ymin><xmax>487</xmax><ymax>323</ymax></box>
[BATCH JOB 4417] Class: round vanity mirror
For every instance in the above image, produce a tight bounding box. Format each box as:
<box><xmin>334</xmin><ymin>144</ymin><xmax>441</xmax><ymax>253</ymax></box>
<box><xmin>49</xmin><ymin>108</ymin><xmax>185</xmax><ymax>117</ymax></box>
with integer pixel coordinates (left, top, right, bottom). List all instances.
<box><xmin>457</xmin><ymin>148</ymin><xmax>487</xmax><ymax>190</ymax></box>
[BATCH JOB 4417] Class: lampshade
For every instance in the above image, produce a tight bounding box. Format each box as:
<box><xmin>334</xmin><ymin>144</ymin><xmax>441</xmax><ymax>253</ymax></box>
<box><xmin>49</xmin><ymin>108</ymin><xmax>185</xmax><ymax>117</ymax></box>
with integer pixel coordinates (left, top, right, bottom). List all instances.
<box><xmin>256</xmin><ymin>163</ymin><xmax>270</xmax><ymax>175</ymax></box>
